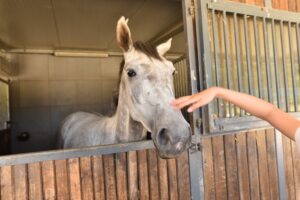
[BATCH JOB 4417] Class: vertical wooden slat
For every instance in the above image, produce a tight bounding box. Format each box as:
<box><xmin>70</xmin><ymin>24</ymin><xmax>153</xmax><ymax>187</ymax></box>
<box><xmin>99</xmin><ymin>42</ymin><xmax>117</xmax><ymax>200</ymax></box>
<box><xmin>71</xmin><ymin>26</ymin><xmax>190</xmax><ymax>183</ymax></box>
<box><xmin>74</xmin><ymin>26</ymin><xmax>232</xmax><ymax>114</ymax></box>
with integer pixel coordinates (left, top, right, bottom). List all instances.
<box><xmin>265</xmin><ymin>129</ymin><xmax>280</xmax><ymax>199</ymax></box>
<box><xmin>224</xmin><ymin>134</ymin><xmax>239</xmax><ymax>200</ymax></box>
<box><xmin>68</xmin><ymin>158</ymin><xmax>81</xmax><ymax>200</ymax></box>
<box><xmin>212</xmin><ymin>136</ymin><xmax>227</xmax><ymax>200</ymax></box>
<box><xmin>55</xmin><ymin>160</ymin><xmax>70</xmax><ymax>200</ymax></box>
<box><xmin>147</xmin><ymin>149</ymin><xmax>159</xmax><ymax>200</ymax></box>
<box><xmin>41</xmin><ymin>161</ymin><xmax>56</xmax><ymax>200</ymax></box>
<box><xmin>256</xmin><ymin>130</ymin><xmax>271</xmax><ymax>199</ymax></box>
<box><xmin>288</xmin><ymin>0</ymin><xmax>297</xmax><ymax>11</ymax></box>
<box><xmin>236</xmin><ymin>133</ymin><xmax>250</xmax><ymax>200</ymax></box>
<box><xmin>28</xmin><ymin>163</ymin><xmax>43</xmax><ymax>200</ymax></box>
<box><xmin>115</xmin><ymin>152</ymin><xmax>128</xmax><ymax>200</ymax></box>
<box><xmin>103</xmin><ymin>154</ymin><xmax>117</xmax><ymax>200</ymax></box>
<box><xmin>157</xmin><ymin>157</ymin><xmax>168</xmax><ymax>200</ymax></box>
<box><xmin>202</xmin><ymin>137</ymin><xmax>216</xmax><ymax>200</ymax></box>
<box><xmin>92</xmin><ymin>156</ymin><xmax>105</xmax><ymax>200</ymax></box>
<box><xmin>176</xmin><ymin>151</ymin><xmax>191</xmax><ymax>200</ymax></box>
<box><xmin>167</xmin><ymin>159</ymin><xmax>178</xmax><ymax>200</ymax></box>
<box><xmin>280</xmin><ymin>0</ymin><xmax>289</xmax><ymax>10</ymax></box>
<box><xmin>1</xmin><ymin>165</ymin><xmax>13</xmax><ymax>200</ymax></box>
<box><xmin>128</xmin><ymin>151</ymin><xmax>138</xmax><ymax>200</ymax></box>
<box><xmin>291</xmin><ymin>140</ymin><xmax>300</xmax><ymax>199</ymax></box>
<box><xmin>246</xmin><ymin>132</ymin><xmax>260</xmax><ymax>200</ymax></box>
<box><xmin>282</xmin><ymin>135</ymin><xmax>296</xmax><ymax>200</ymax></box>
<box><xmin>80</xmin><ymin>157</ymin><xmax>94</xmax><ymax>200</ymax></box>
<box><xmin>13</xmin><ymin>164</ymin><xmax>28</xmax><ymax>200</ymax></box>
<box><xmin>137</xmin><ymin>150</ymin><xmax>149</xmax><ymax>200</ymax></box>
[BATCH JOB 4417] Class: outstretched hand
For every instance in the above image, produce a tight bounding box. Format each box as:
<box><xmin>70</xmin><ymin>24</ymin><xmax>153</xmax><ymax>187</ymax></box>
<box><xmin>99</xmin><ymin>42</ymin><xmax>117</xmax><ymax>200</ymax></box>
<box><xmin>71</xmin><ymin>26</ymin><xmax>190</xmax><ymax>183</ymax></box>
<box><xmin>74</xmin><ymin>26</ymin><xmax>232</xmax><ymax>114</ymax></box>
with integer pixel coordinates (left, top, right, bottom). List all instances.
<box><xmin>171</xmin><ymin>87</ymin><xmax>218</xmax><ymax>112</ymax></box>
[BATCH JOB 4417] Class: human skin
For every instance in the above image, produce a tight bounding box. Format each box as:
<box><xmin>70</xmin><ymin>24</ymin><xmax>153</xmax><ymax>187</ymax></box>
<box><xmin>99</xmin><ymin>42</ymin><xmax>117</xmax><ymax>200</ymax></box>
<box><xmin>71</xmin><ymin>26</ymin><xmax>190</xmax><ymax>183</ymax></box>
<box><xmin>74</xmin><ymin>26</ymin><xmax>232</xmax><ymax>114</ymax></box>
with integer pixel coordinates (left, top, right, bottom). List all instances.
<box><xmin>172</xmin><ymin>87</ymin><xmax>300</xmax><ymax>140</ymax></box>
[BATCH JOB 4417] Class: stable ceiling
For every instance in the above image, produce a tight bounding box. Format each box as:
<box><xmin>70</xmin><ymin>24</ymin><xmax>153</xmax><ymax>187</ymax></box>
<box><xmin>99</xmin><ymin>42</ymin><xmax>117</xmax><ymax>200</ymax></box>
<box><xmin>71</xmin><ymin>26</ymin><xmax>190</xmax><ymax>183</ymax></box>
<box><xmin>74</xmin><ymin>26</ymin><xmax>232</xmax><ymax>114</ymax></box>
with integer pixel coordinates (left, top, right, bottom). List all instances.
<box><xmin>0</xmin><ymin>0</ymin><xmax>185</xmax><ymax>53</ymax></box>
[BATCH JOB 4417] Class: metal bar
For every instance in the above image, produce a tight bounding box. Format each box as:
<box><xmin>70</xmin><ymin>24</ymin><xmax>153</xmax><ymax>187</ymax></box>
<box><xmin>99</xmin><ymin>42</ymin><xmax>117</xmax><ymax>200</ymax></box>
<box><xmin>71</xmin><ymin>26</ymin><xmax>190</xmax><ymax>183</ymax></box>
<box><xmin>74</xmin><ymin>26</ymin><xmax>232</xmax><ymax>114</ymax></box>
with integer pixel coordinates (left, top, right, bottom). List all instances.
<box><xmin>264</xmin><ymin>0</ymin><xmax>272</xmax><ymax>9</ymax></box>
<box><xmin>244</xmin><ymin>15</ymin><xmax>254</xmax><ymax>95</ymax></box>
<box><xmin>272</xmin><ymin>19</ymin><xmax>282</xmax><ymax>108</ymax></box>
<box><xmin>233</xmin><ymin>13</ymin><xmax>245</xmax><ymax>116</ymax></box>
<box><xmin>254</xmin><ymin>16</ymin><xmax>263</xmax><ymax>98</ymax></box>
<box><xmin>275</xmin><ymin>129</ymin><xmax>287</xmax><ymax>200</ymax></box>
<box><xmin>297</xmin><ymin>24</ymin><xmax>300</xmax><ymax>103</ymax></box>
<box><xmin>196</xmin><ymin>0</ymin><xmax>215</xmax><ymax>133</ymax></box>
<box><xmin>182</xmin><ymin>0</ymin><xmax>205</xmax><ymax>198</ymax></box>
<box><xmin>263</xmin><ymin>18</ymin><xmax>273</xmax><ymax>103</ymax></box>
<box><xmin>280</xmin><ymin>20</ymin><xmax>290</xmax><ymax>111</ymax></box>
<box><xmin>223</xmin><ymin>11</ymin><xmax>233</xmax><ymax>117</ymax></box>
<box><xmin>0</xmin><ymin>140</ymin><xmax>154</xmax><ymax>166</ymax></box>
<box><xmin>212</xmin><ymin>9</ymin><xmax>222</xmax><ymax>117</ymax></box>
<box><xmin>208</xmin><ymin>1</ymin><xmax>300</xmax><ymax>23</ymax></box>
<box><xmin>206</xmin><ymin>112</ymin><xmax>300</xmax><ymax>135</ymax></box>
<box><xmin>288</xmin><ymin>22</ymin><xmax>298</xmax><ymax>111</ymax></box>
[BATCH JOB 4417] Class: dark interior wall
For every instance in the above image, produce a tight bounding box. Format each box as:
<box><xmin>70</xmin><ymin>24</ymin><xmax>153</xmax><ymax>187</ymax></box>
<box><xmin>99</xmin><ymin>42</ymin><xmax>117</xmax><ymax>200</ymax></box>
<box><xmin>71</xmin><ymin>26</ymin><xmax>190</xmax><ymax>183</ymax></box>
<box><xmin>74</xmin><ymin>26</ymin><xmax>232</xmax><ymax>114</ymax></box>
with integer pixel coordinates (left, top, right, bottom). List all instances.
<box><xmin>9</xmin><ymin>54</ymin><xmax>122</xmax><ymax>153</ymax></box>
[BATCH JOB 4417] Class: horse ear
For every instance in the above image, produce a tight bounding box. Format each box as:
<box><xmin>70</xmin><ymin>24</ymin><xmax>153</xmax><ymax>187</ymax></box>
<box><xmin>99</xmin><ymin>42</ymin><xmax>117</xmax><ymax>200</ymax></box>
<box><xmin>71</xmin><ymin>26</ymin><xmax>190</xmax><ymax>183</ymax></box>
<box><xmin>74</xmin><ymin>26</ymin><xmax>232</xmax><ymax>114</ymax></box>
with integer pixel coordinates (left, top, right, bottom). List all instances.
<box><xmin>156</xmin><ymin>38</ymin><xmax>172</xmax><ymax>56</ymax></box>
<box><xmin>116</xmin><ymin>16</ymin><xmax>133</xmax><ymax>52</ymax></box>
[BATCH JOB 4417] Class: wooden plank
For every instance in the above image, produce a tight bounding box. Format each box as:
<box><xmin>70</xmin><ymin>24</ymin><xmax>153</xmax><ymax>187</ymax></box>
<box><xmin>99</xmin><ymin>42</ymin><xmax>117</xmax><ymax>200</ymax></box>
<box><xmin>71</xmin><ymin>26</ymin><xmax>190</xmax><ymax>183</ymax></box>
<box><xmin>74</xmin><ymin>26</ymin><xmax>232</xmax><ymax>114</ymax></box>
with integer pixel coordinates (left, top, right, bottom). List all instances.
<box><xmin>201</xmin><ymin>137</ymin><xmax>216</xmax><ymax>200</ymax></box>
<box><xmin>41</xmin><ymin>161</ymin><xmax>56</xmax><ymax>200</ymax></box>
<box><xmin>68</xmin><ymin>158</ymin><xmax>81</xmax><ymax>200</ymax></box>
<box><xmin>128</xmin><ymin>151</ymin><xmax>138</xmax><ymax>200</ymax></box>
<box><xmin>291</xmin><ymin>140</ymin><xmax>300</xmax><ymax>199</ymax></box>
<box><xmin>28</xmin><ymin>162</ymin><xmax>43</xmax><ymax>200</ymax></box>
<box><xmin>282</xmin><ymin>135</ymin><xmax>296</xmax><ymax>200</ymax></box>
<box><xmin>272</xmin><ymin>0</ymin><xmax>279</xmax><ymax>9</ymax></box>
<box><xmin>212</xmin><ymin>136</ymin><xmax>227</xmax><ymax>200</ymax></box>
<box><xmin>236</xmin><ymin>133</ymin><xmax>250</xmax><ymax>200</ymax></box>
<box><xmin>103</xmin><ymin>154</ymin><xmax>117</xmax><ymax>200</ymax></box>
<box><xmin>54</xmin><ymin>159</ymin><xmax>70</xmax><ymax>200</ymax></box>
<box><xmin>1</xmin><ymin>165</ymin><xmax>13</xmax><ymax>200</ymax></box>
<box><xmin>157</xmin><ymin>157</ymin><xmax>168</xmax><ymax>200</ymax></box>
<box><xmin>147</xmin><ymin>149</ymin><xmax>159</xmax><ymax>200</ymax></box>
<box><xmin>279</xmin><ymin>0</ymin><xmax>289</xmax><ymax>10</ymax></box>
<box><xmin>265</xmin><ymin>129</ymin><xmax>279</xmax><ymax>199</ymax></box>
<box><xmin>80</xmin><ymin>157</ymin><xmax>94</xmax><ymax>200</ymax></box>
<box><xmin>167</xmin><ymin>159</ymin><xmax>178</xmax><ymax>200</ymax></box>
<box><xmin>224</xmin><ymin>134</ymin><xmax>239</xmax><ymax>200</ymax></box>
<box><xmin>246</xmin><ymin>132</ymin><xmax>260</xmax><ymax>200</ymax></box>
<box><xmin>115</xmin><ymin>152</ymin><xmax>128</xmax><ymax>200</ymax></box>
<box><xmin>137</xmin><ymin>150</ymin><xmax>149</xmax><ymax>200</ymax></box>
<box><xmin>288</xmin><ymin>0</ymin><xmax>297</xmax><ymax>11</ymax></box>
<box><xmin>92</xmin><ymin>156</ymin><xmax>105</xmax><ymax>200</ymax></box>
<box><xmin>256</xmin><ymin>130</ymin><xmax>271</xmax><ymax>199</ymax></box>
<box><xmin>297</xmin><ymin>0</ymin><xmax>300</xmax><ymax>12</ymax></box>
<box><xmin>13</xmin><ymin>164</ymin><xmax>28</xmax><ymax>200</ymax></box>
<box><xmin>176</xmin><ymin>151</ymin><xmax>191</xmax><ymax>200</ymax></box>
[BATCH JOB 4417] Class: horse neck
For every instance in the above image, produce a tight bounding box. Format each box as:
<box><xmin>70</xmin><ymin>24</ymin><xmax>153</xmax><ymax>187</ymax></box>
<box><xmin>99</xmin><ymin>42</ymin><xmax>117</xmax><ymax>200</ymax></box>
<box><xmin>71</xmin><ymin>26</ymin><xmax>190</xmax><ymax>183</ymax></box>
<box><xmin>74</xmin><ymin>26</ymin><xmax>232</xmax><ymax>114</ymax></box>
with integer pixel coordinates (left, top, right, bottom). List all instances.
<box><xmin>112</xmin><ymin>87</ymin><xmax>146</xmax><ymax>142</ymax></box>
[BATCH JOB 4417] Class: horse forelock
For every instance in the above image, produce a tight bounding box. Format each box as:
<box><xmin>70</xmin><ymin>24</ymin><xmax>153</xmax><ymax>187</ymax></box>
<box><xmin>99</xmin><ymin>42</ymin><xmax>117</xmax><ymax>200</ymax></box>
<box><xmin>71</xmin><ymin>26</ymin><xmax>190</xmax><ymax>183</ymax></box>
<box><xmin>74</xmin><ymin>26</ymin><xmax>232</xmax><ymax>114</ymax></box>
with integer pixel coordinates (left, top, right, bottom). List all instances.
<box><xmin>118</xmin><ymin>41</ymin><xmax>162</xmax><ymax>82</ymax></box>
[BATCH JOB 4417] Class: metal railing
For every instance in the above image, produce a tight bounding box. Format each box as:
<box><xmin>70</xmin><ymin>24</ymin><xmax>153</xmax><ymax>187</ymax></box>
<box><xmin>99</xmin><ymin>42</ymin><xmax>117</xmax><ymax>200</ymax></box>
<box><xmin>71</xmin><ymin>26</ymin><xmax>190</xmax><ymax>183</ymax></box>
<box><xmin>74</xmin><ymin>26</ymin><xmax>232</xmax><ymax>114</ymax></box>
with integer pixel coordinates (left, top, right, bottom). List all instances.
<box><xmin>199</xmin><ymin>0</ymin><xmax>300</xmax><ymax>134</ymax></box>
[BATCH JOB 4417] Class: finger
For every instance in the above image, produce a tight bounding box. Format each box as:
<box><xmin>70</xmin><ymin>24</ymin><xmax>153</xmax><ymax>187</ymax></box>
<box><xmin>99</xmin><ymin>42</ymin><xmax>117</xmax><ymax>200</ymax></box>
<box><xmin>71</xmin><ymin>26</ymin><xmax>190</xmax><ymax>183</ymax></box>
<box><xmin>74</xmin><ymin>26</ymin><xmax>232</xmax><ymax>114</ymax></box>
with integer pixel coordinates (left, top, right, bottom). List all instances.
<box><xmin>176</xmin><ymin>97</ymin><xmax>201</xmax><ymax>109</ymax></box>
<box><xmin>187</xmin><ymin>100</ymin><xmax>206</xmax><ymax>112</ymax></box>
<box><xmin>172</xmin><ymin>96</ymin><xmax>192</xmax><ymax>106</ymax></box>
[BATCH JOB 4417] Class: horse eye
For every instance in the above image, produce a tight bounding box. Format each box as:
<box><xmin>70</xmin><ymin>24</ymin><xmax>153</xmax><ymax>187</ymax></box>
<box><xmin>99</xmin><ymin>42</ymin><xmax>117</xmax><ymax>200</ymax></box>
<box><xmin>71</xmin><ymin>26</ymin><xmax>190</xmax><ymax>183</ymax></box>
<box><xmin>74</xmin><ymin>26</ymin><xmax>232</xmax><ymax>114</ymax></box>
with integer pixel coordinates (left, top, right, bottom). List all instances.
<box><xmin>127</xmin><ymin>69</ymin><xmax>136</xmax><ymax>77</ymax></box>
<box><xmin>172</xmin><ymin>70</ymin><xmax>177</xmax><ymax>76</ymax></box>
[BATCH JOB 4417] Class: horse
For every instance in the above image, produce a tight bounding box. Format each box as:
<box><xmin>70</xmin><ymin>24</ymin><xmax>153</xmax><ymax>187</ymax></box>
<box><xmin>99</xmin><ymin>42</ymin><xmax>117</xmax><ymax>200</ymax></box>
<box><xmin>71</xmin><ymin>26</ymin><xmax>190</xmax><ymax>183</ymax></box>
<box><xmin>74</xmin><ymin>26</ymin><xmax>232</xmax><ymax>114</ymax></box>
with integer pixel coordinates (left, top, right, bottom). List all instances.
<box><xmin>58</xmin><ymin>16</ymin><xmax>192</xmax><ymax>158</ymax></box>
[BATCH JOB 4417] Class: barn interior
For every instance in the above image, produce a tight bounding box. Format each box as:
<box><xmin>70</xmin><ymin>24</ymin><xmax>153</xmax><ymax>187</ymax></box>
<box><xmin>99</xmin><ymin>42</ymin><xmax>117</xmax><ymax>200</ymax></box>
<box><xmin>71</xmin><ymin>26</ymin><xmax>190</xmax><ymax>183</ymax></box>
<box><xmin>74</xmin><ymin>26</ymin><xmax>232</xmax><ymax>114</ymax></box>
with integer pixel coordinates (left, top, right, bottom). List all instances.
<box><xmin>0</xmin><ymin>0</ymin><xmax>187</xmax><ymax>154</ymax></box>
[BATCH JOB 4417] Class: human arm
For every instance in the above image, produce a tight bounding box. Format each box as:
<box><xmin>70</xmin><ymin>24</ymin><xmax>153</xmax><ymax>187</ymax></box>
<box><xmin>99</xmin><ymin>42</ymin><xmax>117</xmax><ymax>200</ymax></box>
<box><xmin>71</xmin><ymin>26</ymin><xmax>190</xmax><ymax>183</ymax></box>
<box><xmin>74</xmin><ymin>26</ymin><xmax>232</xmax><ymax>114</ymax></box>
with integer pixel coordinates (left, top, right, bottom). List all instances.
<box><xmin>172</xmin><ymin>87</ymin><xmax>300</xmax><ymax>140</ymax></box>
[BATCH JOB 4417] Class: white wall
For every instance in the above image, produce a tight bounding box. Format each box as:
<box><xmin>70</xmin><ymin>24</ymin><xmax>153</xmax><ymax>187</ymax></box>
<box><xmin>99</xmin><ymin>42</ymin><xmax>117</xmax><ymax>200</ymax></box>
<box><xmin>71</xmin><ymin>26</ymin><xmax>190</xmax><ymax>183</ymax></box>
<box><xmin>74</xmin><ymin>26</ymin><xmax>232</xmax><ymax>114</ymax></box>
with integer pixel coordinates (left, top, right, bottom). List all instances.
<box><xmin>10</xmin><ymin>54</ymin><xmax>122</xmax><ymax>153</ymax></box>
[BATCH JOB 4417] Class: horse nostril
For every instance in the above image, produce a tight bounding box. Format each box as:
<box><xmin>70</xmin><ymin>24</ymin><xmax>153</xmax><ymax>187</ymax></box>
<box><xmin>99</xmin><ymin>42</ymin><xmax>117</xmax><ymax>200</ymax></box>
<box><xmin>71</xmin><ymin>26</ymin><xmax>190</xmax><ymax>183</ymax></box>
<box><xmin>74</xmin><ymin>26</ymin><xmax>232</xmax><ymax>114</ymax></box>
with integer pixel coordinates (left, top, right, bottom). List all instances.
<box><xmin>157</xmin><ymin>128</ymin><xmax>170</xmax><ymax>146</ymax></box>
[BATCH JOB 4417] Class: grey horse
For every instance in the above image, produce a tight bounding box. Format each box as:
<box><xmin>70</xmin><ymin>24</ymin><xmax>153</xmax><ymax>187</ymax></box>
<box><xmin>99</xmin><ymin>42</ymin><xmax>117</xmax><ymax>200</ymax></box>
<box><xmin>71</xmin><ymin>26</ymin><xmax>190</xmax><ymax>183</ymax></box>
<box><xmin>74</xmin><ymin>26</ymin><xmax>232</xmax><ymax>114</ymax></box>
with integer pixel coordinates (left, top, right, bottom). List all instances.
<box><xmin>58</xmin><ymin>16</ymin><xmax>191</xmax><ymax>158</ymax></box>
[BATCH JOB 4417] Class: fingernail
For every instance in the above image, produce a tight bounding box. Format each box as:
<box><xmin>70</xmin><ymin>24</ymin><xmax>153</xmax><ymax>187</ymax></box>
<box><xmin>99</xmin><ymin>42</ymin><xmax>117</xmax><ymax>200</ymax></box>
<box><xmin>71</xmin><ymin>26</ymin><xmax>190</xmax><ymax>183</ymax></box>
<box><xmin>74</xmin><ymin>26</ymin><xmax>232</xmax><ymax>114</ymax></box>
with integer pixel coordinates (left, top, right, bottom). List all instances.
<box><xmin>187</xmin><ymin>108</ymin><xmax>192</xmax><ymax>112</ymax></box>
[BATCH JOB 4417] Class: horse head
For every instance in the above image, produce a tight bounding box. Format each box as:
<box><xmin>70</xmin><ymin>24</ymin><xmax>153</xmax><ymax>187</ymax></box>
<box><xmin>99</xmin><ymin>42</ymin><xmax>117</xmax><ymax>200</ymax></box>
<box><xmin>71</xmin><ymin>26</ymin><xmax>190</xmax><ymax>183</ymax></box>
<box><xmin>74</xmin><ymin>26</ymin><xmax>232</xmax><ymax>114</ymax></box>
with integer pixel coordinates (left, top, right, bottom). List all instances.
<box><xmin>116</xmin><ymin>17</ymin><xmax>191</xmax><ymax>158</ymax></box>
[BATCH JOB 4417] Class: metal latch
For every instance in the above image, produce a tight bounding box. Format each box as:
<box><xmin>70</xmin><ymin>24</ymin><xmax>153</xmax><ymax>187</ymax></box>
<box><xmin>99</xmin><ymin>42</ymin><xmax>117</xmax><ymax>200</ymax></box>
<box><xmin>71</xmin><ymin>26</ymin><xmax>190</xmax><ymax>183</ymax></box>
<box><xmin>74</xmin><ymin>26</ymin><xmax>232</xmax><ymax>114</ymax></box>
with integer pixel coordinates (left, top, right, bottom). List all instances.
<box><xmin>189</xmin><ymin>142</ymin><xmax>202</xmax><ymax>153</ymax></box>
